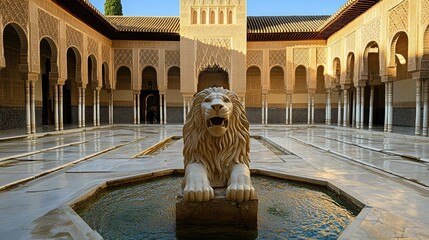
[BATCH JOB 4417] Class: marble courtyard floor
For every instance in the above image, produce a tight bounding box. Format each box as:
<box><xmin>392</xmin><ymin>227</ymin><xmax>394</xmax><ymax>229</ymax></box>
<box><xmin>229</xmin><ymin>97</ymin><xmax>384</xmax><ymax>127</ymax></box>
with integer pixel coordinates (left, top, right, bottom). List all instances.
<box><xmin>1</xmin><ymin>125</ymin><xmax>429</xmax><ymax>239</ymax></box>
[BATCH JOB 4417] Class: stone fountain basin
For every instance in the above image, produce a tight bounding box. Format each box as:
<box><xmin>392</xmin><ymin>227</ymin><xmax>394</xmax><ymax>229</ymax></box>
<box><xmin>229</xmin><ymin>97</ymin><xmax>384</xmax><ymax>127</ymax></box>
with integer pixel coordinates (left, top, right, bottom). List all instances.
<box><xmin>39</xmin><ymin>168</ymin><xmax>368</xmax><ymax>239</ymax></box>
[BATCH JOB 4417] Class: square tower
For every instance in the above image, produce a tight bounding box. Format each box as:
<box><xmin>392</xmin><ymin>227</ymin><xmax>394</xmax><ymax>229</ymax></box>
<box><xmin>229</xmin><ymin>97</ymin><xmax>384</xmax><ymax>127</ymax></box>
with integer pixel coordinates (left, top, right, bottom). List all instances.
<box><xmin>180</xmin><ymin>0</ymin><xmax>247</xmax><ymax>96</ymax></box>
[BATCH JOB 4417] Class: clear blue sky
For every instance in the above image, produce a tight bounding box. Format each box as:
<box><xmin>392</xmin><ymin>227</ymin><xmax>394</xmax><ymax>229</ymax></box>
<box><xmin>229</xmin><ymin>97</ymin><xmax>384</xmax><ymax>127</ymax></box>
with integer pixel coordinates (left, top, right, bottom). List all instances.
<box><xmin>89</xmin><ymin>0</ymin><xmax>348</xmax><ymax>16</ymax></box>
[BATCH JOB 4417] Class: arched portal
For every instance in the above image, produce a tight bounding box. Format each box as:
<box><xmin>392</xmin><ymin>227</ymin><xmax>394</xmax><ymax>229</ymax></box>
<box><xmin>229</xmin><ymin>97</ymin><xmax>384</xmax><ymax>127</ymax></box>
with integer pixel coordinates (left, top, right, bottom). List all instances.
<box><xmin>40</xmin><ymin>38</ymin><xmax>53</xmax><ymax>125</ymax></box>
<box><xmin>364</xmin><ymin>42</ymin><xmax>384</xmax><ymax>127</ymax></box>
<box><xmin>197</xmin><ymin>65</ymin><xmax>229</xmax><ymax>92</ymax></box>
<box><xmin>87</xmin><ymin>55</ymin><xmax>97</xmax><ymax>125</ymax></box>
<box><xmin>0</xmin><ymin>24</ymin><xmax>28</xmax><ymax>131</ymax></box>
<box><xmin>166</xmin><ymin>66</ymin><xmax>181</xmax><ymax>123</ymax></box>
<box><xmin>268</xmin><ymin>66</ymin><xmax>285</xmax><ymax>124</ymax></box>
<box><xmin>65</xmin><ymin>47</ymin><xmax>81</xmax><ymax>125</ymax></box>
<box><xmin>141</xmin><ymin>66</ymin><xmax>159</xmax><ymax>124</ymax></box>
<box><xmin>245</xmin><ymin>66</ymin><xmax>262</xmax><ymax>123</ymax></box>
<box><xmin>316</xmin><ymin>65</ymin><xmax>325</xmax><ymax>123</ymax></box>
<box><xmin>294</xmin><ymin>65</ymin><xmax>308</xmax><ymax>123</ymax></box>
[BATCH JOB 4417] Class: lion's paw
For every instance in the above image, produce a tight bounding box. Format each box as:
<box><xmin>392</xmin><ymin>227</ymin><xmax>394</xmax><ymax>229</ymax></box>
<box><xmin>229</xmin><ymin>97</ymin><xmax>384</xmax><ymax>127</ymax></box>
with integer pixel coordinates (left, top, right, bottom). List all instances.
<box><xmin>183</xmin><ymin>182</ymin><xmax>214</xmax><ymax>202</ymax></box>
<box><xmin>226</xmin><ymin>165</ymin><xmax>256</xmax><ymax>202</ymax></box>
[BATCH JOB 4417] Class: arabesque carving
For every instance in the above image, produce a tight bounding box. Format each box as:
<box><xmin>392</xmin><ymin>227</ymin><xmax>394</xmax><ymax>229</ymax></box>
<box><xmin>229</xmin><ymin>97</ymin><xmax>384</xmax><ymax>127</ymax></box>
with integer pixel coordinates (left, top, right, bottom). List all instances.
<box><xmin>247</xmin><ymin>50</ymin><xmax>263</xmax><ymax>68</ymax></box>
<box><xmin>114</xmin><ymin>49</ymin><xmax>133</xmax><ymax>69</ymax></box>
<box><xmin>293</xmin><ymin>48</ymin><xmax>309</xmax><ymax>67</ymax></box>
<box><xmin>66</xmin><ymin>25</ymin><xmax>83</xmax><ymax>51</ymax></box>
<box><xmin>87</xmin><ymin>37</ymin><xmax>98</xmax><ymax>57</ymax></box>
<box><xmin>38</xmin><ymin>9</ymin><xmax>59</xmax><ymax>43</ymax></box>
<box><xmin>165</xmin><ymin>50</ymin><xmax>180</xmax><ymax>68</ymax></box>
<box><xmin>362</xmin><ymin>18</ymin><xmax>380</xmax><ymax>47</ymax></box>
<box><xmin>388</xmin><ymin>0</ymin><xmax>408</xmax><ymax>35</ymax></box>
<box><xmin>139</xmin><ymin>49</ymin><xmax>159</xmax><ymax>69</ymax></box>
<box><xmin>317</xmin><ymin>48</ymin><xmax>327</xmax><ymax>66</ymax></box>
<box><xmin>0</xmin><ymin>0</ymin><xmax>28</xmax><ymax>30</ymax></box>
<box><xmin>269</xmin><ymin>50</ymin><xmax>286</xmax><ymax>68</ymax></box>
<box><xmin>182</xmin><ymin>87</ymin><xmax>255</xmax><ymax>202</ymax></box>
<box><xmin>196</xmin><ymin>38</ymin><xmax>231</xmax><ymax>75</ymax></box>
<box><xmin>101</xmin><ymin>45</ymin><xmax>110</xmax><ymax>64</ymax></box>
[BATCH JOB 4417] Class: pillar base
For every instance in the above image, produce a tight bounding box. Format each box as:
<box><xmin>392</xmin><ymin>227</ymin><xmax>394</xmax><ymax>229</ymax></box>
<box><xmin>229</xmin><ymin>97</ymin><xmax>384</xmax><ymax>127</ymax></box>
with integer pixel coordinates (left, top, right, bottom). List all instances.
<box><xmin>176</xmin><ymin>187</ymin><xmax>258</xmax><ymax>229</ymax></box>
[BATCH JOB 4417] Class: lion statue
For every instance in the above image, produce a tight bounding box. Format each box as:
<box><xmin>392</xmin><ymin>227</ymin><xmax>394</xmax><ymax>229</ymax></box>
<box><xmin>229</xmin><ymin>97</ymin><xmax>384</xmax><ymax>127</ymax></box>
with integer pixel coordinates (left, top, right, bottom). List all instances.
<box><xmin>182</xmin><ymin>87</ymin><xmax>255</xmax><ymax>202</ymax></box>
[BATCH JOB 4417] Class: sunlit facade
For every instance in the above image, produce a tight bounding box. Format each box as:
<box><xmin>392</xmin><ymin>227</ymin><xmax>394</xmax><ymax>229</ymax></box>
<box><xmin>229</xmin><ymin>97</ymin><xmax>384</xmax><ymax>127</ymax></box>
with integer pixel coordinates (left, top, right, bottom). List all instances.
<box><xmin>1</xmin><ymin>0</ymin><xmax>429</xmax><ymax>135</ymax></box>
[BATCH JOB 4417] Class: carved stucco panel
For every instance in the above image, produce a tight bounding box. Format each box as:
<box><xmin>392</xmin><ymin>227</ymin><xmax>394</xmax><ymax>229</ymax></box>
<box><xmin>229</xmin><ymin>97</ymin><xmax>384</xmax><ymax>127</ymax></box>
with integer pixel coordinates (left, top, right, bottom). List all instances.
<box><xmin>422</xmin><ymin>0</ymin><xmax>429</xmax><ymax>25</ymax></box>
<box><xmin>0</xmin><ymin>0</ymin><xmax>28</xmax><ymax>31</ymax></box>
<box><xmin>139</xmin><ymin>49</ymin><xmax>159</xmax><ymax>69</ymax></box>
<box><xmin>361</xmin><ymin>18</ymin><xmax>380</xmax><ymax>47</ymax></box>
<box><xmin>38</xmin><ymin>9</ymin><xmax>59</xmax><ymax>43</ymax></box>
<box><xmin>101</xmin><ymin>45</ymin><xmax>110</xmax><ymax>64</ymax></box>
<box><xmin>66</xmin><ymin>25</ymin><xmax>83</xmax><ymax>51</ymax></box>
<box><xmin>114</xmin><ymin>49</ymin><xmax>133</xmax><ymax>70</ymax></box>
<box><xmin>196</xmin><ymin>38</ymin><xmax>231</xmax><ymax>75</ymax></box>
<box><xmin>87</xmin><ymin>36</ymin><xmax>98</xmax><ymax>57</ymax></box>
<box><xmin>316</xmin><ymin>48</ymin><xmax>327</xmax><ymax>66</ymax></box>
<box><xmin>293</xmin><ymin>48</ymin><xmax>309</xmax><ymax>67</ymax></box>
<box><xmin>165</xmin><ymin>50</ymin><xmax>180</xmax><ymax>68</ymax></box>
<box><xmin>331</xmin><ymin>41</ymin><xmax>341</xmax><ymax>60</ymax></box>
<box><xmin>388</xmin><ymin>0</ymin><xmax>409</xmax><ymax>35</ymax></box>
<box><xmin>346</xmin><ymin>32</ymin><xmax>356</xmax><ymax>54</ymax></box>
<box><xmin>269</xmin><ymin>49</ymin><xmax>286</xmax><ymax>68</ymax></box>
<box><xmin>246</xmin><ymin>50</ymin><xmax>263</xmax><ymax>68</ymax></box>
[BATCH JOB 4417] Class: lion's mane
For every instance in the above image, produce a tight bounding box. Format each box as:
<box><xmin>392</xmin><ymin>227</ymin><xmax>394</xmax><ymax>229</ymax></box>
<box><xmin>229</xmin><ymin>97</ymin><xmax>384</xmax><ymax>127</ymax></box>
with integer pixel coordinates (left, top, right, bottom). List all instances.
<box><xmin>183</xmin><ymin>87</ymin><xmax>250</xmax><ymax>187</ymax></box>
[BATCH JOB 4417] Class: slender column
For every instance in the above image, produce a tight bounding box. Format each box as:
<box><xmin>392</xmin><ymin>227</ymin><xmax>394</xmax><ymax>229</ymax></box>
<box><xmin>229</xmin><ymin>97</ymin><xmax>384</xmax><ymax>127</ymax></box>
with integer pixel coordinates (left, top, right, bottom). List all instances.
<box><xmin>337</xmin><ymin>90</ymin><xmax>342</xmax><ymax>126</ymax></box>
<box><xmin>261</xmin><ymin>95</ymin><xmax>265</xmax><ymax>125</ymax></box>
<box><xmin>264</xmin><ymin>94</ymin><xmax>268</xmax><ymax>125</ymax></box>
<box><xmin>133</xmin><ymin>94</ymin><xmax>137</xmax><ymax>124</ymax></box>
<box><xmin>311</xmin><ymin>93</ymin><xmax>315</xmax><ymax>124</ymax></box>
<box><xmin>307</xmin><ymin>93</ymin><xmax>311</xmax><ymax>124</ymax></box>
<box><xmin>327</xmin><ymin>91</ymin><xmax>331</xmax><ymax>125</ymax></box>
<box><xmin>183</xmin><ymin>98</ymin><xmax>187</xmax><ymax>123</ymax></box>
<box><xmin>415</xmin><ymin>79</ymin><xmax>422</xmax><ymax>135</ymax></box>
<box><xmin>352</xmin><ymin>89</ymin><xmax>356</xmax><ymax>127</ymax></box>
<box><xmin>343</xmin><ymin>89</ymin><xmax>348</xmax><ymax>127</ymax></box>
<box><xmin>163</xmin><ymin>95</ymin><xmax>167</xmax><ymax>124</ymax></box>
<box><xmin>82</xmin><ymin>88</ymin><xmax>86</xmax><ymax>127</ymax></box>
<box><xmin>423</xmin><ymin>80</ymin><xmax>428</xmax><ymax>136</ymax></box>
<box><xmin>356</xmin><ymin>86</ymin><xmax>360</xmax><ymax>128</ymax></box>
<box><xmin>54</xmin><ymin>85</ymin><xmax>59</xmax><ymax>131</ymax></box>
<box><xmin>384</xmin><ymin>82</ymin><xmax>388</xmax><ymax>132</ymax></box>
<box><xmin>96</xmin><ymin>90</ymin><xmax>100</xmax><ymax>126</ymax></box>
<box><xmin>137</xmin><ymin>93</ymin><xmax>140</xmax><ymax>124</ymax></box>
<box><xmin>387</xmin><ymin>82</ymin><xmax>393</xmax><ymax>132</ymax></box>
<box><xmin>369</xmin><ymin>85</ymin><xmax>374</xmax><ymax>129</ymax></box>
<box><xmin>360</xmin><ymin>86</ymin><xmax>365</xmax><ymax>129</ymax></box>
<box><xmin>25</xmin><ymin>81</ymin><xmax>31</xmax><ymax>134</ymax></box>
<box><xmin>325</xmin><ymin>93</ymin><xmax>328</xmax><ymax>124</ymax></box>
<box><xmin>285</xmin><ymin>94</ymin><xmax>289</xmax><ymax>125</ymax></box>
<box><xmin>159</xmin><ymin>95</ymin><xmax>163</xmax><ymax>124</ymax></box>
<box><xmin>93</xmin><ymin>90</ymin><xmax>96</xmax><ymax>126</ymax></box>
<box><xmin>59</xmin><ymin>85</ymin><xmax>64</xmax><ymax>130</ymax></box>
<box><xmin>289</xmin><ymin>94</ymin><xmax>293</xmax><ymax>124</ymax></box>
<box><xmin>78</xmin><ymin>87</ymin><xmax>82</xmax><ymax>128</ymax></box>
<box><xmin>31</xmin><ymin>81</ymin><xmax>36</xmax><ymax>133</ymax></box>
<box><xmin>109</xmin><ymin>91</ymin><xmax>114</xmax><ymax>125</ymax></box>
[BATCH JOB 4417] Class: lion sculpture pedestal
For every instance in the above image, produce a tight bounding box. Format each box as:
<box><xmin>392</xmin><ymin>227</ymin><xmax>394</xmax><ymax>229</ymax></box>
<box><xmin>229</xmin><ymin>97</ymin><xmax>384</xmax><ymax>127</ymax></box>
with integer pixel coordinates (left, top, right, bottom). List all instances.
<box><xmin>176</xmin><ymin>87</ymin><xmax>257</xmax><ymax>228</ymax></box>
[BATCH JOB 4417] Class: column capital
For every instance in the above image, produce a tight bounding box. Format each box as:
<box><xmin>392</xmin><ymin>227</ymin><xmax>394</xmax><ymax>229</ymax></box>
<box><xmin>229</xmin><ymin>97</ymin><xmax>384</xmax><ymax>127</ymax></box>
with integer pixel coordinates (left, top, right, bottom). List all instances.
<box><xmin>27</xmin><ymin>72</ymin><xmax>39</xmax><ymax>81</ymax></box>
<box><xmin>411</xmin><ymin>70</ymin><xmax>429</xmax><ymax>80</ymax></box>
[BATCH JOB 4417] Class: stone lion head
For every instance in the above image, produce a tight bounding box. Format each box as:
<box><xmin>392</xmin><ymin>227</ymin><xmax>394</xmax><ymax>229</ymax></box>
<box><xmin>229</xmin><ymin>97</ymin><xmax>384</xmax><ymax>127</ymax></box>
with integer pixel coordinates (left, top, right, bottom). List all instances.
<box><xmin>183</xmin><ymin>87</ymin><xmax>250</xmax><ymax>186</ymax></box>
